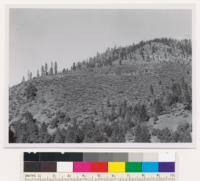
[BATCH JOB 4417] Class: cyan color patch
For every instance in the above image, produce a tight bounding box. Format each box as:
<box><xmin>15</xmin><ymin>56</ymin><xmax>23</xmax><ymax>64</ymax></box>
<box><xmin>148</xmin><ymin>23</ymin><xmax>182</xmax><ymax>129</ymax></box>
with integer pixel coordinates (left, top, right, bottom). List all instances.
<box><xmin>142</xmin><ymin>162</ymin><xmax>159</xmax><ymax>172</ymax></box>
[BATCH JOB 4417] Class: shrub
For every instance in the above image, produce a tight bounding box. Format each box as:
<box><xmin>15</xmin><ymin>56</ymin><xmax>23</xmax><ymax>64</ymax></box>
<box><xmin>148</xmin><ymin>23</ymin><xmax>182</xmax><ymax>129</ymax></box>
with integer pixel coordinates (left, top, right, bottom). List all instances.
<box><xmin>24</xmin><ymin>83</ymin><xmax>38</xmax><ymax>101</ymax></box>
<box><xmin>171</xmin><ymin>82</ymin><xmax>182</xmax><ymax>103</ymax></box>
<box><xmin>23</xmin><ymin>111</ymin><xmax>35</xmax><ymax>123</ymax></box>
<box><xmin>51</xmin><ymin>111</ymin><xmax>70</xmax><ymax>128</ymax></box>
<box><xmin>157</xmin><ymin>128</ymin><xmax>173</xmax><ymax>142</ymax></box>
<box><xmin>152</xmin><ymin>98</ymin><xmax>163</xmax><ymax>115</ymax></box>
<box><xmin>38</xmin><ymin>122</ymin><xmax>49</xmax><ymax>143</ymax></box>
<box><xmin>134</xmin><ymin>124</ymin><xmax>151</xmax><ymax>143</ymax></box>
<box><xmin>15</xmin><ymin>122</ymin><xmax>28</xmax><ymax>143</ymax></box>
<box><xmin>54</xmin><ymin>130</ymin><xmax>65</xmax><ymax>143</ymax></box>
<box><xmin>110</xmin><ymin>120</ymin><xmax>126</xmax><ymax>142</ymax></box>
<box><xmin>180</xmin><ymin>78</ymin><xmax>192</xmax><ymax>111</ymax></box>
<box><xmin>103</xmin><ymin>124</ymin><xmax>112</xmax><ymax>137</ymax></box>
<box><xmin>13</xmin><ymin>111</ymin><xmax>39</xmax><ymax>143</ymax></box>
<box><xmin>173</xmin><ymin>123</ymin><xmax>192</xmax><ymax>142</ymax></box>
<box><xmin>151</xmin><ymin>128</ymin><xmax>160</xmax><ymax>136</ymax></box>
<box><xmin>23</xmin><ymin>112</ymin><xmax>39</xmax><ymax>143</ymax></box>
<box><xmin>165</xmin><ymin>93</ymin><xmax>175</xmax><ymax>107</ymax></box>
<box><xmin>133</xmin><ymin>104</ymin><xmax>149</xmax><ymax>122</ymax></box>
<box><xmin>83</xmin><ymin>127</ymin><xmax>108</xmax><ymax>143</ymax></box>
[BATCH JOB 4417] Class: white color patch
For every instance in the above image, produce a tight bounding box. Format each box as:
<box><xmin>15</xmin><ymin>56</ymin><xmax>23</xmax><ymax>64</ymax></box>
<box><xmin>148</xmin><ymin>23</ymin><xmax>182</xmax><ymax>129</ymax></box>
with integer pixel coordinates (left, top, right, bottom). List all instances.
<box><xmin>56</xmin><ymin>162</ymin><xmax>73</xmax><ymax>172</ymax></box>
<box><xmin>159</xmin><ymin>152</ymin><xmax>176</xmax><ymax>162</ymax></box>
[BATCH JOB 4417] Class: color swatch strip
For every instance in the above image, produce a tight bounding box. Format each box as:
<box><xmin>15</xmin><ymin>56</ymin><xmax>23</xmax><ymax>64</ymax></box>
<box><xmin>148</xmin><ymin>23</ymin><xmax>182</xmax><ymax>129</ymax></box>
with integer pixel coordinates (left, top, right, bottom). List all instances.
<box><xmin>24</xmin><ymin>152</ymin><xmax>175</xmax><ymax>162</ymax></box>
<box><xmin>24</xmin><ymin>153</ymin><xmax>175</xmax><ymax>173</ymax></box>
<box><xmin>24</xmin><ymin>161</ymin><xmax>175</xmax><ymax>173</ymax></box>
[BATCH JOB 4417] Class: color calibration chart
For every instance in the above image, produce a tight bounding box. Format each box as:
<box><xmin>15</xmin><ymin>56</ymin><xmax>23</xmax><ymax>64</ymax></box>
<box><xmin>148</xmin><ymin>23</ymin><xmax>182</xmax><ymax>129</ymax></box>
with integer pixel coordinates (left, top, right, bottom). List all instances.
<box><xmin>23</xmin><ymin>152</ymin><xmax>176</xmax><ymax>181</ymax></box>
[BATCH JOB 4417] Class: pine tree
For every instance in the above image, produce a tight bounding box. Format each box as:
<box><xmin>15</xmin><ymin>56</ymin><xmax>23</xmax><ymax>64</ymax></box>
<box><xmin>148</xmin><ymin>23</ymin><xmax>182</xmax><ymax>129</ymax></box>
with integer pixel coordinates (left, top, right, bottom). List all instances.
<box><xmin>27</xmin><ymin>71</ymin><xmax>30</xmax><ymax>80</ymax></box>
<box><xmin>180</xmin><ymin>78</ymin><xmax>192</xmax><ymax>110</ymax></box>
<box><xmin>30</xmin><ymin>72</ymin><xmax>32</xmax><ymax>80</ymax></box>
<box><xmin>45</xmin><ymin>63</ymin><xmax>48</xmax><ymax>76</ymax></box>
<box><xmin>150</xmin><ymin>85</ymin><xmax>154</xmax><ymax>95</ymax></box>
<box><xmin>119</xmin><ymin>59</ymin><xmax>122</xmax><ymax>65</ymax></box>
<box><xmin>133</xmin><ymin>104</ymin><xmax>149</xmax><ymax>122</ymax></box>
<box><xmin>39</xmin><ymin>122</ymin><xmax>48</xmax><ymax>143</ymax></box>
<box><xmin>27</xmin><ymin>71</ymin><xmax>32</xmax><ymax>80</ymax></box>
<box><xmin>49</xmin><ymin>62</ymin><xmax>54</xmax><ymax>75</ymax></box>
<box><xmin>54</xmin><ymin>62</ymin><xmax>58</xmax><ymax>74</ymax></box>
<box><xmin>22</xmin><ymin>76</ymin><xmax>25</xmax><ymax>82</ymax></box>
<box><xmin>152</xmin><ymin>98</ymin><xmax>163</xmax><ymax>115</ymax></box>
<box><xmin>62</xmin><ymin>68</ymin><xmax>66</xmax><ymax>74</ymax></box>
<box><xmin>41</xmin><ymin>65</ymin><xmax>45</xmax><ymax>77</ymax></box>
<box><xmin>37</xmin><ymin>70</ymin><xmax>40</xmax><ymax>77</ymax></box>
<box><xmin>72</xmin><ymin>62</ymin><xmax>76</xmax><ymax>71</ymax></box>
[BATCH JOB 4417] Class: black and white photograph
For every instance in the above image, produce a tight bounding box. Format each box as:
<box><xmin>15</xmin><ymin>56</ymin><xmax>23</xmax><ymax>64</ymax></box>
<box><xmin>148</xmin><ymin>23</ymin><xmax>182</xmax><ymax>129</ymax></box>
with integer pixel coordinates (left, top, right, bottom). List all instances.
<box><xmin>8</xmin><ymin>8</ymin><xmax>192</xmax><ymax>144</ymax></box>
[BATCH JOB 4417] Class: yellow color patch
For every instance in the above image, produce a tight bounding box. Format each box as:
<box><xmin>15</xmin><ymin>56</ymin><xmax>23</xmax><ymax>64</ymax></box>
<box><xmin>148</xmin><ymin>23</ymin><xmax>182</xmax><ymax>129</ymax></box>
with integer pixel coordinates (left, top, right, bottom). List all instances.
<box><xmin>108</xmin><ymin>162</ymin><xmax>125</xmax><ymax>172</ymax></box>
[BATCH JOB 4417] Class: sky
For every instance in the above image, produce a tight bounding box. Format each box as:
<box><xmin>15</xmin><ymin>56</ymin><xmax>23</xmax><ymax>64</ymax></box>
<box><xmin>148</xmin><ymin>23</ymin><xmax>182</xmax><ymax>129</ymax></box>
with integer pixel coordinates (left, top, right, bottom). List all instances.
<box><xmin>9</xmin><ymin>9</ymin><xmax>192</xmax><ymax>86</ymax></box>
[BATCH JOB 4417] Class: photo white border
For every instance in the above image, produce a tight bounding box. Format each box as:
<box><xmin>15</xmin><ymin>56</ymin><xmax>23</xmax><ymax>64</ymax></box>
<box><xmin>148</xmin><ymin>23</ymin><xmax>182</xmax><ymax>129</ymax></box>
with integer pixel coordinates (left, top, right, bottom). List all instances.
<box><xmin>4</xmin><ymin>3</ymin><xmax>196</xmax><ymax>149</ymax></box>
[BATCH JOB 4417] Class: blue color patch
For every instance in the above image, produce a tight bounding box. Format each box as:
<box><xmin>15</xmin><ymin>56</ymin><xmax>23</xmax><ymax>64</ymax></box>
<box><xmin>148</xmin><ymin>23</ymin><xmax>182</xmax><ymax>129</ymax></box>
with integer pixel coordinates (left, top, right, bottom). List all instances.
<box><xmin>142</xmin><ymin>162</ymin><xmax>159</xmax><ymax>172</ymax></box>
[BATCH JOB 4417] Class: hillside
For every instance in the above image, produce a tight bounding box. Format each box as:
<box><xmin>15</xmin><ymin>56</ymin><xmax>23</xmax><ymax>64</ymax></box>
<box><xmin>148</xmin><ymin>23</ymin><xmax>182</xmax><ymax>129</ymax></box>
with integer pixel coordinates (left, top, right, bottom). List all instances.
<box><xmin>9</xmin><ymin>38</ymin><xmax>192</xmax><ymax>143</ymax></box>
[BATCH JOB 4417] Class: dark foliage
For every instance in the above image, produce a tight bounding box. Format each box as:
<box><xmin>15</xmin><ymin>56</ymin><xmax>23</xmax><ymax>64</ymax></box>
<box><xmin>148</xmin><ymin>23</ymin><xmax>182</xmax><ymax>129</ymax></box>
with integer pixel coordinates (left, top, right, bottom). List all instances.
<box><xmin>133</xmin><ymin>104</ymin><xmax>149</xmax><ymax>122</ymax></box>
<box><xmin>135</xmin><ymin>124</ymin><xmax>151</xmax><ymax>143</ymax></box>
<box><xmin>173</xmin><ymin>122</ymin><xmax>192</xmax><ymax>142</ymax></box>
<box><xmin>9</xmin><ymin>127</ymin><xmax>16</xmax><ymax>143</ymax></box>
<box><xmin>152</xmin><ymin>98</ymin><xmax>163</xmax><ymax>115</ymax></box>
<box><xmin>24</xmin><ymin>83</ymin><xmax>38</xmax><ymax>101</ymax></box>
<box><xmin>152</xmin><ymin>122</ymin><xmax>192</xmax><ymax>143</ymax></box>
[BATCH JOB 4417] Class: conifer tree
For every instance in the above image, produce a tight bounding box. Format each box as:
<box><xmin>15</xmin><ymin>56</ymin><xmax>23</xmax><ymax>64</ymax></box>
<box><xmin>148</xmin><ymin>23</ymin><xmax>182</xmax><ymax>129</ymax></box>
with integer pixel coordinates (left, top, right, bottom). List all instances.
<box><xmin>27</xmin><ymin>71</ymin><xmax>32</xmax><ymax>80</ymax></box>
<box><xmin>62</xmin><ymin>68</ymin><xmax>66</xmax><ymax>74</ymax></box>
<box><xmin>22</xmin><ymin>76</ymin><xmax>25</xmax><ymax>82</ymax></box>
<box><xmin>150</xmin><ymin>85</ymin><xmax>154</xmax><ymax>95</ymax></box>
<box><xmin>72</xmin><ymin>62</ymin><xmax>76</xmax><ymax>71</ymax></box>
<box><xmin>27</xmin><ymin>71</ymin><xmax>30</xmax><ymax>80</ymax></box>
<box><xmin>41</xmin><ymin>65</ymin><xmax>45</xmax><ymax>77</ymax></box>
<box><xmin>30</xmin><ymin>72</ymin><xmax>32</xmax><ymax>80</ymax></box>
<box><xmin>119</xmin><ymin>59</ymin><xmax>122</xmax><ymax>65</ymax></box>
<box><xmin>54</xmin><ymin>62</ymin><xmax>58</xmax><ymax>74</ymax></box>
<box><xmin>45</xmin><ymin>63</ymin><xmax>48</xmax><ymax>76</ymax></box>
<box><xmin>37</xmin><ymin>70</ymin><xmax>40</xmax><ymax>77</ymax></box>
<box><xmin>49</xmin><ymin>62</ymin><xmax>53</xmax><ymax>75</ymax></box>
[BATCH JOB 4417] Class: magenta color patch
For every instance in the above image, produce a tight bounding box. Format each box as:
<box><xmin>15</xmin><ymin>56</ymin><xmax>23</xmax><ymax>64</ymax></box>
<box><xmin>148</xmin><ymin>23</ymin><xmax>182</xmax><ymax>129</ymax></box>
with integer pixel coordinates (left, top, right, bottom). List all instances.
<box><xmin>73</xmin><ymin>162</ymin><xmax>91</xmax><ymax>172</ymax></box>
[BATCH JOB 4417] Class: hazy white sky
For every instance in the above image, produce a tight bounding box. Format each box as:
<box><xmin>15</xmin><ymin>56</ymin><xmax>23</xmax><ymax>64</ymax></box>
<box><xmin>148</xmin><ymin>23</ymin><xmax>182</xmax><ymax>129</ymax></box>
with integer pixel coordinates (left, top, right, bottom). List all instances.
<box><xmin>9</xmin><ymin>9</ymin><xmax>192</xmax><ymax>86</ymax></box>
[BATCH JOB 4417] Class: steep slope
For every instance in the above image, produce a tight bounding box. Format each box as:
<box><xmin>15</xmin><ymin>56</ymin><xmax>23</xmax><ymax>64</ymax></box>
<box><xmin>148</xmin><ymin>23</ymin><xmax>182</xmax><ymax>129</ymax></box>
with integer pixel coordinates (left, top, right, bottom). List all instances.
<box><xmin>9</xmin><ymin>38</ymin><xmax>192</xmax><ymax>143</ymax></box>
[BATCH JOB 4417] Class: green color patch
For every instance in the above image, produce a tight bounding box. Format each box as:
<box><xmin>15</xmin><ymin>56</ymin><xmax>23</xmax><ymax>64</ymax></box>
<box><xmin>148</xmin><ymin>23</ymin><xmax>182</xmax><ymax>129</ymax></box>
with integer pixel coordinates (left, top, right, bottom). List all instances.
<box><xmin>125</xmin><ymin>162</ymin><xmax>142</xmax><ymax>172</ymax></box>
